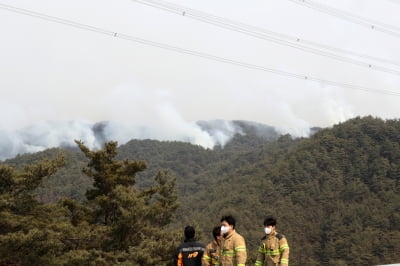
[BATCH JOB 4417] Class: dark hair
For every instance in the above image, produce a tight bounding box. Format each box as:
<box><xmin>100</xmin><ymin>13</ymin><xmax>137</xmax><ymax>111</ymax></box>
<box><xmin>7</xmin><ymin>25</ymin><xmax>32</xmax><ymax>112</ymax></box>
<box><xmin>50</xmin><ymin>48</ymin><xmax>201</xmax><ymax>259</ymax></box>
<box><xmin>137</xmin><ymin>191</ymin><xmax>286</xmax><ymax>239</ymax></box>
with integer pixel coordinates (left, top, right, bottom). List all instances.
<box><xmin>184</xmin><ymin>226</ymin><xmax>195</xmax><ymax>239</ymax></box>
<box><xmin>221</xmin><ymin>215</ymin><xmax>236</xmax><ymax>229</ymax></box>
<box><xmin>264</xmin><ymin>216</ymin><xmax>277</xmax><ymax>226</ymax></box>
<box><xmin>212</xmin><ymin>226</ymin><xmax>221</xmax><ymax>239</ymax></box>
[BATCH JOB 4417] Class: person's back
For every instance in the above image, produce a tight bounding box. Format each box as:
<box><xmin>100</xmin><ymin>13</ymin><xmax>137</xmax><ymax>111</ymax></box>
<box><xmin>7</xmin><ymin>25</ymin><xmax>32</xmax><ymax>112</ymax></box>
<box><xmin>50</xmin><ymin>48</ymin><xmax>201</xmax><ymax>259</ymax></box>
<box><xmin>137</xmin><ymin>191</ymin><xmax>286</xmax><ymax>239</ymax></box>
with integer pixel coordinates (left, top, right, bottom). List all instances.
<box><xmin>175</xmin><ymin>226</ymin><xmax>205</xmax><ymax>266</ymax></box>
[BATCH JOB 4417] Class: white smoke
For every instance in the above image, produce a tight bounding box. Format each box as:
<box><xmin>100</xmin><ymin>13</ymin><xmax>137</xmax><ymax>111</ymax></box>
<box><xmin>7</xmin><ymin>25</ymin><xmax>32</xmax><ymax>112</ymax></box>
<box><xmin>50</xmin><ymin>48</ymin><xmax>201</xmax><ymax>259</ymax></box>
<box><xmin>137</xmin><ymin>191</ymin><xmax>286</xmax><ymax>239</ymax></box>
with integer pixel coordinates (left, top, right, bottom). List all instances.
<box><xmin>0</xmin><ymin>81</ymin><xmax>361</xmax><ymax>161</ymax></box>
<box><xmin>0</xmin><ymin>120</ymin><xmax>97</xmax><ymax>161</ymax></box>
<box><xmin>0</xmin><ymin>82</ymin><xmax>325</xmax><ymax>161</ymax></box>
<box><xmin>0</xmin><ymin>82</ymin><xmax>274</xmax><ymax>161</ymax></box>
<box><xmin>0</xmin><ymin>117</ymin><xmax>248</xmax><ymax>161</ymax></box>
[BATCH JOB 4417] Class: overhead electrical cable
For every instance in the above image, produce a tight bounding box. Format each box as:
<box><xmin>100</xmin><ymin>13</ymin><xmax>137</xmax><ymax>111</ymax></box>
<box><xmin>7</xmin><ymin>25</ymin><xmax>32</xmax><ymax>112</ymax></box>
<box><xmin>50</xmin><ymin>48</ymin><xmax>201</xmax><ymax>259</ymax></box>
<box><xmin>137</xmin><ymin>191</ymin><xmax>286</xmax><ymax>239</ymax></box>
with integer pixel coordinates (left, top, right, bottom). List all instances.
<box><xmin>130</xmin><ymin>0</ymin><xmax>400</xmax><ymax>75</ymax></box>
<box><xmin>287</xmin><ymin>0</ymin><xmax>400</xmax><ymax>39</ymax></box>
<box><xmin>289</xmin><ymin>0</ymin><xmax>400</xmax><ymax>32</ymax></box>
<box><xmin>1</xmin><ymin>3</ymin><xmax>400</xmax><ymax>96</ymax></box>
<box><xmin>167</xmin><ymin>0</ymin><xmax>400</xmax><ymax>67</ymax></box>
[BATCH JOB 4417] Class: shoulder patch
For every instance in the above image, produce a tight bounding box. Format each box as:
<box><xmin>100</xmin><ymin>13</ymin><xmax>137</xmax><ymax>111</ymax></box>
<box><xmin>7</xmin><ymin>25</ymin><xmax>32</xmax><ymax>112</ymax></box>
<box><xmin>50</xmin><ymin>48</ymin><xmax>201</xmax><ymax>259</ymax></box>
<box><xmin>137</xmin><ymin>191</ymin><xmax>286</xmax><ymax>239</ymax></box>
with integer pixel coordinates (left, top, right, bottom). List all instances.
<box><xmin>276</xmin><ymin>233</ymin><xmax>284</xmax><ymax>240</ymax></box>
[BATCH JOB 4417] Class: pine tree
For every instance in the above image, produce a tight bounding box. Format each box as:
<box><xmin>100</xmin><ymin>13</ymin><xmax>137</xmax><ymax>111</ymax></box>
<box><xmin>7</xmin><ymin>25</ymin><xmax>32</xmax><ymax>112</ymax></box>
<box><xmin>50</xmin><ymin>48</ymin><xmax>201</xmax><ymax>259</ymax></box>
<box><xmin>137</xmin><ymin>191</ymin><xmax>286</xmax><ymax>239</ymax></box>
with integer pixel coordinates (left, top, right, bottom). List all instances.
<box><xmin>72</xmin><ymin>140</ymin><xmax>180</xmax><ymax>265</ymax></box>
<box><xmin>0</xmin><ymin>141</ymin><xmax>181</xmax><ymax>265</ymax></box>
<box><xmin>0</xmin><ymin>155</ymin><xmax>68</xmax><ymax>265</ymax></box>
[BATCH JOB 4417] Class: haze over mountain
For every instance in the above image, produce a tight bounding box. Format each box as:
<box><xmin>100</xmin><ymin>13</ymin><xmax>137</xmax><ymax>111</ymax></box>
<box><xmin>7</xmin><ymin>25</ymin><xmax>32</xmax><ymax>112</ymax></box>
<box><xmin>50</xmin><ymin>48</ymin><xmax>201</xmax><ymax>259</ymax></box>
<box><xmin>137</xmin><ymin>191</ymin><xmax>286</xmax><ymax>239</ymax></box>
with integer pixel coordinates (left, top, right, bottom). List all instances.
<box><xmin>2</xmin><ymin>116</ymin><xmax>399</xmax><ymax>265</ymax></box>
<box><xmin>1</xmin><ymin>0</ymin><xmax>399</xmax><ymax>164</ymax></box>
<box><xmin>0</xmin><ymin>119</ymin><xmax>302</xmax><ymax>161</ymax></box>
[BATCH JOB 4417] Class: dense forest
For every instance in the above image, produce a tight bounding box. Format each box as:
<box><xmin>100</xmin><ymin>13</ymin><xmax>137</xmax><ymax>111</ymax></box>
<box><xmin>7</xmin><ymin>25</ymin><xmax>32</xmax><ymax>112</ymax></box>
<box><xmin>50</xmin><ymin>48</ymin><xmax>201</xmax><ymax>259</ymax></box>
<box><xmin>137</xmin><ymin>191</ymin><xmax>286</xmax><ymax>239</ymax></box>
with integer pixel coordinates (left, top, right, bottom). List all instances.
<box><xmin>1</xmin><ymin>116</ymin><xmax>400</xmax><ymax>265</ymax></box>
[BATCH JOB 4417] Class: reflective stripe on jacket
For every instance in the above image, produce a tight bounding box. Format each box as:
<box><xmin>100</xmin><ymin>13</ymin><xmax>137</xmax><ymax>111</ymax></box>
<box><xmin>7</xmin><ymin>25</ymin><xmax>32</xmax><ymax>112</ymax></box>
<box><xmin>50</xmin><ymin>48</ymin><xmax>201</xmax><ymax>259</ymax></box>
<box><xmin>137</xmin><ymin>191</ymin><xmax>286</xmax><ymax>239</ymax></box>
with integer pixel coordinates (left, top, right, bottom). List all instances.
<box><xmin>255</xmin><ymin>231</ymin><xmax>289</xmax><ymax>266</ymax></box>
<box><xmin>202</xmin><ymin>240</ymin><xmax>220</xmax><ymax>266</ymax></box>
<box><xmin>174</xmin><ymin>239</ymin><xmax>206</xmax><ymax>266</ymax></box>
<box><xmin>220</xmin><ymin>230</ymin><xmax>247</xmax><ymax>266</ymax></box>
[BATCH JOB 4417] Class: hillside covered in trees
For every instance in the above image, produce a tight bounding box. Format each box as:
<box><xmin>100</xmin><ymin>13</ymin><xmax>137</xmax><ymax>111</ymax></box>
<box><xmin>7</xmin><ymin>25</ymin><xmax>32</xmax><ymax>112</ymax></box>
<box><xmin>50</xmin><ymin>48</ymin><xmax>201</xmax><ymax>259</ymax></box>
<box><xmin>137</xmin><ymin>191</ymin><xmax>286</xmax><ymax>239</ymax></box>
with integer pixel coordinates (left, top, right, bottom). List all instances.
<box><xmin>1</xmin><ymin>116</ymin><xmax>400</xmax><ymax>265</ymax></box>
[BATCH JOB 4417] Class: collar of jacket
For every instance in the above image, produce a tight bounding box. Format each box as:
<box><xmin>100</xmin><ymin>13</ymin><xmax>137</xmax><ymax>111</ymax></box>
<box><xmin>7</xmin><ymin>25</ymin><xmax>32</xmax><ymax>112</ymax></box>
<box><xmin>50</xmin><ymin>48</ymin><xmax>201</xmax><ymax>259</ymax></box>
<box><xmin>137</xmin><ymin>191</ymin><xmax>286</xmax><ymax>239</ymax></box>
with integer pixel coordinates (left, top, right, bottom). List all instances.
<box><xmin>184</xmin><ymin>238</ymin><xmax>196</xmax><ymax>242</ymax></box>
<box><xmin>224</xmin><ymin>230</ymin><xmax>236</xmax><ymax>240</ymax></box>
<box><xmin>267</xmin><ymin>231</ymin><xmax>278</xmax><ymax>240</ymax></box>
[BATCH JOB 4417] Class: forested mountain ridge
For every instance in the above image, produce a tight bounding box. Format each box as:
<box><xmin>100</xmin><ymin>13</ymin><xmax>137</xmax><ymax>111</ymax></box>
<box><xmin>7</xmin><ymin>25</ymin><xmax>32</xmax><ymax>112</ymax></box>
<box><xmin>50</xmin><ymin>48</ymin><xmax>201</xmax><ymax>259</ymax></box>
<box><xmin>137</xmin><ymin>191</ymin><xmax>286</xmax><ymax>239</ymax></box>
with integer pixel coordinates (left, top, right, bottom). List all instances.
<box><xmin>1</xmin><ymin>116</ymin><xmax>400</xmax><ymax>265</ymax></box>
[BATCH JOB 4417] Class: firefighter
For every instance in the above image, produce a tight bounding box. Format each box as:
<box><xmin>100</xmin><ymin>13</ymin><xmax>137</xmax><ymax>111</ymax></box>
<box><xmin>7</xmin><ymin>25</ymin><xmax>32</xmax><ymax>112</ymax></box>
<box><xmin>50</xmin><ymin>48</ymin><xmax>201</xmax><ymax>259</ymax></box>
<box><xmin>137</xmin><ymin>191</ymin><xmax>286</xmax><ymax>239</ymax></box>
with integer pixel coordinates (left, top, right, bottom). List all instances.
<box><xmin>174</xmin><ymin>226</ymin><xmax>206</xmax><ymax>266</ymax></box>
<box><xmin>202</xmin><ymin>226</ymin><xmax>223</xmax><ymax>266</ymax></box>
<box><xmin>219</xmin><ymin>215</ymin><xmax>247</xmax><ymax>266</ymax></box>
<box><xmin>255</xmin><ymin>216</ymin><xmax>289</xmax><ymax>266</ymax></box>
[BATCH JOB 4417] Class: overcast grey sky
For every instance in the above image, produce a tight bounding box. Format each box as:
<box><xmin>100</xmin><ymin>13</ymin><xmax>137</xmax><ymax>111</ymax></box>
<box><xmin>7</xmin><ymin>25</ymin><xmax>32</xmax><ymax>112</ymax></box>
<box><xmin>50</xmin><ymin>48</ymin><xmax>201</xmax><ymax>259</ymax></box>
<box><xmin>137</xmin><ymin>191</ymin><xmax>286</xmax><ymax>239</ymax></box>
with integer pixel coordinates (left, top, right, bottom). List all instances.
<box><xmin>0</xmin><ymin>0</ymin><xmax>400</xmax><ymax>158</ymax></box>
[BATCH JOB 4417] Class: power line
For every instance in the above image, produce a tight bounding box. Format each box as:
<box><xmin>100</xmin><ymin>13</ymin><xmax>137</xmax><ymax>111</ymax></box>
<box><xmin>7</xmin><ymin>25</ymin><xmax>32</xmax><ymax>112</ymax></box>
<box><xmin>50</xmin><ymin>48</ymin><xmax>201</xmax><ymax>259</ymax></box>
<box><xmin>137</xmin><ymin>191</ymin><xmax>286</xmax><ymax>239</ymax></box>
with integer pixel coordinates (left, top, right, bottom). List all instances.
<box><xmin>157</xmin><ymin>0</ymin><xmax>400</xmax><ymax>70</ymax></box>
<box><xmin>0</xmin><ymin>3</ymin><xmax>400</xmax><ymax>96</ymax></box>
<box><xmin>287</xmin><ymin>0</ymin><xmax>400</xmax><ymax>39</ymax></box>
<box><xmin>130</xmin><ymin>0</ymin><xmax>400</xmax><ymax>76</ymax></box>
<box><xmin>294</xmin><ymin>0</ymin><xmax>400</xmax><ymax>32</ymax></box>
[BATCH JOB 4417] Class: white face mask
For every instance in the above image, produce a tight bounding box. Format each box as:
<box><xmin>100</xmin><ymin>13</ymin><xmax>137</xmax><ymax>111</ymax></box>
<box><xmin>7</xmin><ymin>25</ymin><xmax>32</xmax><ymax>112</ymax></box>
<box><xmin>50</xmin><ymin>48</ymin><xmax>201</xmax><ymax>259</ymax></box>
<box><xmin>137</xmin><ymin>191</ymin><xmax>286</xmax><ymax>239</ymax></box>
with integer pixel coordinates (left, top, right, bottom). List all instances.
<box><xmin>221</xmin><ymin>225</ymin><xmax>230</xmax><ymax>234</ymax></box>
<box><xmin>264</xmin><ymin>227</ymin><xmax>272</xmax><ymax>235</ymax></box>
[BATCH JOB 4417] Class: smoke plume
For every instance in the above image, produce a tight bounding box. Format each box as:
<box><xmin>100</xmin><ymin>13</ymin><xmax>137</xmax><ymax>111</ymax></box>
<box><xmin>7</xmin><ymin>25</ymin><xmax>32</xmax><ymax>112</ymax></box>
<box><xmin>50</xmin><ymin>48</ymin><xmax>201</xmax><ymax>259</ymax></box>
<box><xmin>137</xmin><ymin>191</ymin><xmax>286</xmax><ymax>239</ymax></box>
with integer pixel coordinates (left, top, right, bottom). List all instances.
<box><xmin>0</xmin><ymin>118</ymin><xmax>294</xmax><ymax>161</ymax></box>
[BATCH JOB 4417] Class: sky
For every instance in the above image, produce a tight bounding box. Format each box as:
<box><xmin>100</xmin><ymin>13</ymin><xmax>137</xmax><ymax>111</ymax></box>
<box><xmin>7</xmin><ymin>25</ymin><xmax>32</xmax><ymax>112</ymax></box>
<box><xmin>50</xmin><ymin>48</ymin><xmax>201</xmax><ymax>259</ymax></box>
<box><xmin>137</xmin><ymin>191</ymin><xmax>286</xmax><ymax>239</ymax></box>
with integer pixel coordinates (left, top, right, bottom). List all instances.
<box><xmin>0</xmin><ymin>0</ymin><xmax>400</xmax><ymax>159</ymax></box>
